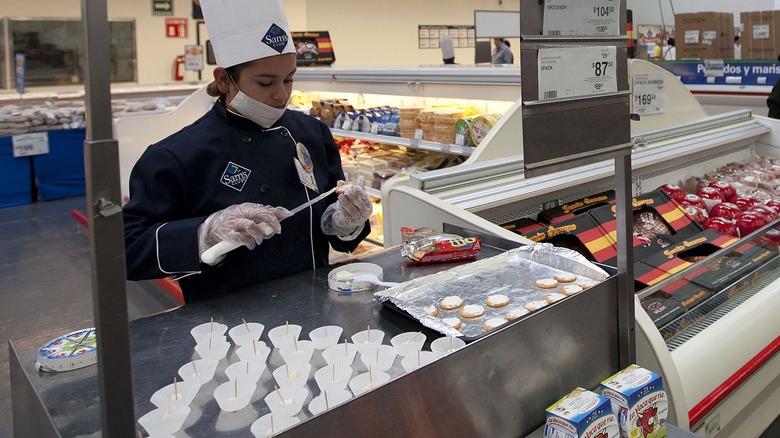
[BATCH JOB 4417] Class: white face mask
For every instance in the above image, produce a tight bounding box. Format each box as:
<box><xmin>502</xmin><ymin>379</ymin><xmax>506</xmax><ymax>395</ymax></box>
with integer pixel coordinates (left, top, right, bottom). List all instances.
<box><xmin>228</xmin><ymin>76</ymin><xmax>289</xmax><ymax>128</ymax></box>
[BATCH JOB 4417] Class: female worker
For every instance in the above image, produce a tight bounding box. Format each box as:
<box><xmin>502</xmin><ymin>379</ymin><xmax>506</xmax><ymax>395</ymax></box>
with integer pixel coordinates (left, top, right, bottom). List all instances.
<box><xmin>123</xmin><ymin>0</ymin><xmax>372</xmax><ymax>303</ymax></box>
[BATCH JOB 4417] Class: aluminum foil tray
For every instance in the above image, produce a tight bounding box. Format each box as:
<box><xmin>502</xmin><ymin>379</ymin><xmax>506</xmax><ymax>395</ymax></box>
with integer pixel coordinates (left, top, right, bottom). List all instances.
<box><xmin>374</xmin><ymin>244</ymin><xmax>610</xmax><ymax>341</ymax></box>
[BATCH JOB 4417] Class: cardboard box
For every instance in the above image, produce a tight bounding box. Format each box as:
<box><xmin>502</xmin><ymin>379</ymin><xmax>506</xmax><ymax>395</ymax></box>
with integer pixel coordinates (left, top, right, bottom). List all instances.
<box><xmin>601</xmin><ymin>365</ymin><xmax>668</xmax><ymax>438</ymax></box>
<box><xmin>538</xmin><ymin>190</ymin><xmax>615</xmax><ymax>224</ymax></box>
<box><xmin>639</xmin><ymin>293</ymin><xmax>685</xmax><ymax>328</ymax></box>
<box><xmin>498</xmin><ymin>217</ymin><xmax>544</xmax><ymax>235</ymax></box>
<box><xmin>675</xmin><ymin>12</ymin><xmax>734</xmax><ymax>59</ymax></box>
<box><xmin>588</xmin><ymin>190</ymin><xmax>702</xmax><ymax>264</ymax></box>
<box><xmin>634</xmin><ymin>261</ymin><xmax>709</xmax><ymax>316</ymax></box>
<box><xmin>522</xmin><ymin>214</ymin><xmax>618</xmax><ymax>265</ymax></box>
<box><xmin>740</xmin><ymin>11</ymin><xmax>780</xmax><ymax>60</ymax></box>
<box><xmin>545</xmin><ymin>388</ymin><xmax>620</xmax><ymax>438</ymax></box>
<box><xmin>642</xmin><ymin>229</ymin><xmax>776</xmax><ymax>292</ymax></box>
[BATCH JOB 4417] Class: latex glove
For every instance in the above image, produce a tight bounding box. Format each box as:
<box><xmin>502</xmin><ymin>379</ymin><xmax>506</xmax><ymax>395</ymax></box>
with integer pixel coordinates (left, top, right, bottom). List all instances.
<box><xmin>198</xmin><ymin>203</ymin><xmax>290</xmax><ymax>263</ymax></box>
<box><xmin>321</xmin><ymin>182</ymin><xmax>372</xmax><ymax>236</ymax></box>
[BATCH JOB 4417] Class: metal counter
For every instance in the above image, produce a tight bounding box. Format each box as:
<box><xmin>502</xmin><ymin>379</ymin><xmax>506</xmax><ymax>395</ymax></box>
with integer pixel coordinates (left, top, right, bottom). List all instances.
<box><xmin>11</xmin><ymin>244</ymin><xmax>624</xmax><ymax>437</ymax></box>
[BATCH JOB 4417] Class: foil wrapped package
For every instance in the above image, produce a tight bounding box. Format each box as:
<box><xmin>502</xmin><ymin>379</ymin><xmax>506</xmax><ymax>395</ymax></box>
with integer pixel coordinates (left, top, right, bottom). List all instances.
<box><xmin>400</xmin><ymin>227</ymin><xmax>482</xmax><ymax>263</ymax></box>
<box><xmin>375</xmin><ymin>244</ymin><xmax>610</xmax><ymax>339</ymax></box>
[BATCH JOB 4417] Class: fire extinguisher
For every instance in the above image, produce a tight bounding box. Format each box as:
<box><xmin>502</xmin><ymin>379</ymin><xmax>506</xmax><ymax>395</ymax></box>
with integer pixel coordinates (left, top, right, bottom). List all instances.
<box><xmin>173</xmin><ymin>55</ymin><xmax>185</xmax><ymax>81</ymax></box>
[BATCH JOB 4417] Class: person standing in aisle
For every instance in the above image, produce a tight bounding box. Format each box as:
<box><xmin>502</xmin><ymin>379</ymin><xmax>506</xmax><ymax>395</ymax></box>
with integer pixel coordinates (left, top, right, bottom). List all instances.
<box><xmin>663</xmin><ymin>38</ymin><xmax>676</xmax><ymax>60</ymax></box>
<box><xmin>492</xmin><ymin>38</ymin><xmax>513</xmax><ymax>64</ymax></box>
<box><xmin>653</xmin><ymin>40</ymin><xmax>662</xmax><ymax>60</ymax></box>
<box><xmin>440</xmin><ymin>35</ymin><xmax>456</xmax><ymax>65</ymax></box>
<box><xmin>123</xmin><ymin>0</ymin><xmax>372</xmax><ymax>303</ymax></box>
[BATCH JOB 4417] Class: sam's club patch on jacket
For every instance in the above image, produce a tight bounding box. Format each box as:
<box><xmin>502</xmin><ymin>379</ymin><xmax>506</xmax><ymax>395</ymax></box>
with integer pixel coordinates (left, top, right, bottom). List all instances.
<box><xmin>221</xmin><ymin>161</ymin><xmax>251</xmax><ymax>191</ymax></box>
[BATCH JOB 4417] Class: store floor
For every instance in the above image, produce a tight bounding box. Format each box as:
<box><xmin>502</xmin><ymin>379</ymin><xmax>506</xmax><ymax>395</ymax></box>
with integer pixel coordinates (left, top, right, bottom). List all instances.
<box><xmin>0</xmin><ymin>196</ymin><xmax>180</xmax><ymax>437</ymax></box>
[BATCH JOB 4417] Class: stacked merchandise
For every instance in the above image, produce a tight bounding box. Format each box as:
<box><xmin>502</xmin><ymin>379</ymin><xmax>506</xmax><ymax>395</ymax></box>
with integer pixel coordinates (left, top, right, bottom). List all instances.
<box><xmin>398</xmin><ymin>107</ymin><xmax>424</xmax><ymax>139</ymax></box>
<box><xmin>432</xmin><ymin>107</ymin><xmax>472</xmax><ymax>144</ymax></box>
<box><xmin>740</xmin><ymin>11</ymin><xmax>780</xmax><ymax>60</ymax></box>
<box><xmin>674</xmin><ymin>12</ymin><xmax>734</xmax><ymax>59</ymax></box>
<box><xmin>0</xmin><ymin>103</ymin><xmax>87</xmax><ymax>136</ymax></box>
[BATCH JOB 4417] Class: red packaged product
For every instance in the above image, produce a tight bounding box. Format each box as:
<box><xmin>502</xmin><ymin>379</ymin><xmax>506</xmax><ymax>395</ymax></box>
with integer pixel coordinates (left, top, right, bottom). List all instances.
<box><xmin>658</xmin><ymin>184</ymin><xmax>686</xmax><ymax>201</ymax></box>
<box><xmin>751</xmin><ymin>204</ymin><xmax>779</xmax><ymax>222</ymax></box>
<box><xmin>696</xmin><ymin>187</ymin><xmax>725</xmax><ymax>212</ymax></box>
<box><xmin>709</xmin><ymin>202</ymin><xmax>742</xmax><ymax>221</ymax></box>
<box><xmin>400</xmin><ymin>227</ymin><xmax>482</xmax><ymax>263</ymax></box>
<box><xmin>684</xmin><ymin>206</ymin><xmax>709</xmax><ymax>225</ymax></box>
<box><xmin>708</xmin><ymin>181</ymin><xmax>737</xmax><ymax>202</ymax></box>
<box><xmin>764</xmin><ymin>199</ymin><xmax>780</xmax><ymax>214</ymax></box>
<box><xmin>733</xmin><ymin>196</ymin><xmax>759</xmax><ymax>211</ymax></box>
<box><xmin>703</xmin><ymin>217</ymin><xmax>738</xmax><ymax>237</ymax></box>
<box><xmin>736</xmin><ymin>212</ymin><xmax>768</xmax><ymax>237</ymax></box>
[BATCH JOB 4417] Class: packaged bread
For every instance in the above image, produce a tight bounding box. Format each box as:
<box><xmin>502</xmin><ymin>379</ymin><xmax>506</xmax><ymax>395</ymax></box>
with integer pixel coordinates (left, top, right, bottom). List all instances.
<box><xmin>400</xmin><ymin>227</ymin><xmax>482</xmax><ymax>264</ymax></box>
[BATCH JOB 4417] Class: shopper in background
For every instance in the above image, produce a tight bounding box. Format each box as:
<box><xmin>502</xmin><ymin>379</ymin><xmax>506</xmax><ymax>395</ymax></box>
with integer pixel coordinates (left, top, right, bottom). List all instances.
<box><xmin>663</xmin><ymin>37</ymin><xmax>676</xmax><ymax>60</ymax></box>
<box><xmin>734</xmin><ymin>35</ymin><xmax>742</xmax><ymax>60</ymax></box>
<box><xmin>123</xmin><ymin>0</ymin><xmax>371</xmax><ymax>303</ymax></box>
<box><xmin>653</xmin><ymin>40</ymin><xmax>662</xmax><ymax>60</ymax></box>
<box><xmin>492</xmin><ymin>38</ymin><xmax>513</xmax><ymax>64</ymax></box>
<box><xmin>768</xmin><ymin>54</ymin><xmax>780</xmax><ymax>119</ymax></box>
<box><xmin>440</xmin><ymin>35</ymin><xmax>456</xmax><ymax>65</ymax></box>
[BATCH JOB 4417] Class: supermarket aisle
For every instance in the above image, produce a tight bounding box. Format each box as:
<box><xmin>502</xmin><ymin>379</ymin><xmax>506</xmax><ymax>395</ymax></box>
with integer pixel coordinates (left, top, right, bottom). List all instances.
<box><xmin>0</xmin><ymin>196</ymin><xmax>179</xmax><ymax>436</ymax></box>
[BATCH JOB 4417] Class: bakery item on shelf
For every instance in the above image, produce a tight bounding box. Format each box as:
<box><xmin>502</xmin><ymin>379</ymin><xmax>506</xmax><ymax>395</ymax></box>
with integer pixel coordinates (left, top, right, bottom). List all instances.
<box><xmin>561</xmin><ymin>284</ymin><xmax>584</xmax><ymax>296</ymax></box>
<box><xmin>524</xmin><ymin>300</ymin><xmax>549</xmax><ymax>312</ymax></box>
<box><xmin>421</xmin><ymin>305</ymin><xmax>439</xmax><ymax>317</ymax></box>
<box><xmin>506</xmin><ymin>307</ymin><xmax>530</xmax><ymax>320</ymax></box>
<box><xmin>439</xmin><ymin>295</ymin><xmax>465</xmax><ymax>310</ymax></box>
<box><xmin>442</xmin><ymin>317</ymin><xmax>462</xmax><ymax>330</ymax></box>
<box><xmin>535</xmin><ymin>278</ymin><xmax>559</xmax><ymax>289</ymax></box>
<box><xmin>554</xmin><ymin>272</ymin><xmax>577</xmax><ymax>283</ymax></box>
<box><xmin>483</xmin><ymin>318</ymin><xmax>507</xmax><ymax>331</ymax></box>
<box><xmin>578</xmin><ymin>279</ymin><xmax>601</xmax><ymax>289</ymax></box>
<box><xmin>484</xmin><ymin>294</ymin><xmax>510</xmax><ymax>308</ymax></box>
<box><xmin>545</xmin><ymin>292</ymin><xmax>566</xmax><ymax>304</ymax></box>
<box><xmin>459</xmin><ymin>304</ymin><xmax>486</xmax><ymax>319</ymax></box>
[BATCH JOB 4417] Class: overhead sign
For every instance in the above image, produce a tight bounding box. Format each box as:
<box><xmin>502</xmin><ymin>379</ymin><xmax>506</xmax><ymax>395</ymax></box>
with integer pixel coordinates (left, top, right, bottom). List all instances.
<box><xmin>15</xmin><ymin>53</ymin><xmax>25</xmax><ymax>94</ymax></box>
<box><xmin>152</xmin><ymin>0</ymin><xmax>173</xmax><ymax>16</ymax></box>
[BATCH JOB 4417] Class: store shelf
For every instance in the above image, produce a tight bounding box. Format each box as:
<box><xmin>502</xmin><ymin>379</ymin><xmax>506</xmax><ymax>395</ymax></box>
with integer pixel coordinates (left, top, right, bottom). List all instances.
<box><xmin>330</xmin><ymin>128</ymin><xmax>474</xmax><ymax>156</ymax></box>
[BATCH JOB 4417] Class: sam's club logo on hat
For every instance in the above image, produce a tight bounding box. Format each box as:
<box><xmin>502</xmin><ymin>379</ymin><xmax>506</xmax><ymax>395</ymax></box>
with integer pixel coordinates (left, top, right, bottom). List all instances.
<box><xmin>262</xmin><ymin>23</ymin><xmax>289</xmax><ymax>53</ymax></box>
<box><xmin>221</xmin><ymin>161</ymin><xmax>251</xmax><ymax>192</ymax></box>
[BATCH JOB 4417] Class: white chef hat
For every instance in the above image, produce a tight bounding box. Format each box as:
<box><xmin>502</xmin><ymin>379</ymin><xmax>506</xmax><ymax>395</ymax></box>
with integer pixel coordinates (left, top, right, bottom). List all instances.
<box><xmin>200</xmin><ymin>0</ymin><xmax>296</xmax><ymax>68</ymax></box>
<box><xmin>439</xmin><ymin>35</ymin><xmax>455</xmax><ymax>60</ymax></box>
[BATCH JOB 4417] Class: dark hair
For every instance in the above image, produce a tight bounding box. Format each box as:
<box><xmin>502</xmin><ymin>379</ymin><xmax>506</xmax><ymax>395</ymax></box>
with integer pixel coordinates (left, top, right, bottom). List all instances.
<box><xmin>667</xmin><ymin>37</ymin><xmax>675</xmax><ymax>47</ymax></box>
<box><xmin>735</xmin><ymin>36</ymin><xmax>741</xmax><ymax>42</ymax></box>
<box><xmin>504</xmin><ymin>40</ymin><xmax>510</xmax><ymax>48</ymax></box>
<box><xmin>443</xmin><ymin>57</ymin><xmax>455</xmax><ymax>64</ymax></box>
<box><xmin>206</xmin><ymin>61</ymin><xmax>252</xmax><ymax>97</ymax></box>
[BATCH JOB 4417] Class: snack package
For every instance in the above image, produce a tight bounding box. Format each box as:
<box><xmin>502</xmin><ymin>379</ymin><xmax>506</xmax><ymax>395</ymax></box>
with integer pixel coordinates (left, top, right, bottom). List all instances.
<box><xmin>601</xmin><ymin>365</ymin><xmax>668</xmax><ymax>438</ymax></box>
<box><xmin>400</xmin><ymin>227</ymin><xmax>481</xmax><ymax>263</ymax></box>
<box><xmin>544</xmin><ymin>387</ymin><xmax>620</xmax><ymax>438</ymax></box>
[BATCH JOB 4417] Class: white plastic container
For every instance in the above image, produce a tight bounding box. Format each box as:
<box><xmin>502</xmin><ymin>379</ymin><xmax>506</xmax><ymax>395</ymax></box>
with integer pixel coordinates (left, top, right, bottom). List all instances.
<box><xmin>314</xmin><ymin>363</ymin><xmax>353</xmax><ymax>392</ymax></box>
<box><xmin>307</xmin><ymin>388</ymin><xmax>353</xmax><ymax>416</ymax></box>
<box><xmin>264</xmin><ymin>386</ymin><xmax>309</xmax><ymax>417</ymax></box>
<box><xmin>228</xmin><ymin>322</ymin><xmax>265</xmax><ymax>346</ymax></box>
<box><xmin>322</xmin><ymin>341</ymin><xmax>359</xmax><ymax>366</ymax></box>
<box><xmin>250</xmin><ymin>413</ymin><xmax>300</xmax><ymax>437</ymax></box>
<box><xmin>138</xmin><ymin>405</ymin><xmax>190</xmax><ymax>436</ymax></box>
<box><xmin>272</xmin><ymin>362</ymin><xmax>312</xmax><ymax>388</ymax></box>
<box><xmin>308</xmin><ymin>325</ymin><xmax>343</xmax><ymax>350</ymax></box>
<box><xmin>213</xmin><ymin>377</ymin><xmax>255</xmax><ymax>412</ymax></box>
<box><xmin>177</xmin><ymin>358</ymin><xmax>219</xmax><ymax>385</ymax></box>
<box><xmin>390</xmin><ymin>331</ymin><xmax>426</xmax><ymax>356</ymax></box>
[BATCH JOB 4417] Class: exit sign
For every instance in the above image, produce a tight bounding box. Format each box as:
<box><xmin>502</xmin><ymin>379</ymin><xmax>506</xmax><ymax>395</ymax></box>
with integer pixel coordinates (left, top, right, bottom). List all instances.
<box><xmin>152</xmin><ymin>0</ymin><xmax>173</xmax><ymax>16</ymax></box>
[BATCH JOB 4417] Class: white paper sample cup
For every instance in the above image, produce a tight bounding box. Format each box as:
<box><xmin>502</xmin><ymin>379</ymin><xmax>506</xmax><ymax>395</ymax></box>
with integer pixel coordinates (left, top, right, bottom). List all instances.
<box><xmin>213</xmin><ymin>377</ymin><xmax>256</xmax><ymax>412</ymax></box>
<box><xmin>228</xmin><ymin>322</ymin><xmax>265</xmax><ymax>346</ymax></box>
<box><xmin>359</xmin><ymin>344</ymin><xmax>397</xmax><ymax>372</ymax></box>
<box><xmin>308</xmin><ymin>325</ymin><xmax>343</xmax><ymax>350</ymax></box>
<box><xmin>268</xmin><ymin>324</ymin><xmax>302</xmax><ymax>349</ymax></box>
<box><xmin>401</xmin><ymin>351</ymin><xmax>438</xmax><ymax>373</ymax></box>
<box><xmin>226</xmin><ymin>359</ymin><xmax>267</xmax><ymax>383</ymax></box>
<box><xmin>314</xmin><ymin>363</ymin><xmax>353</xmax><ymax>392</ymax></box>
<box><xmin>430</xmin><ymin>336</ymin><xmax>467</xmax><ymax>357</ymax></box>
<box><xmin>279</xmin><ymin>340</ymin><xmax>315</xmax><ymax>364</ymax></box>
<box><xmin>308</xmin><ymin>388</ymin><xmax>353</xmax><ymax>416</ymax></box>
<box><xmin>138</xmin><ymin>405</ymin><xmax>190</xmax><ymax>436</ymax></box>
<box><xmin>178</xmin><ymin>359</ymin><xmax>218</xmax><ymax>385</ymax></box>
<box><xmin>272</xmin><ymin>362</ymin><xmax>312</xmax><ymax>388</ymax></box>
<box><xmin>350</xmin><ymin>329</ymin><xmax>385</xmax><ymax>353</ymax></box>
<box><xmin>390</xmin><ymin>332</ymin><xmax>426</xmax><ymax>356</ymax></box>
<box><xmin>250</xmin><ymin>413</ymin><xmax>300</xmax><ymax>437</ymax></box>
<box><xmin>191</xmin><ymin>321</ymin><xmax>228</xmax><ymax>344</ymax></box>
<box><xmin>150</xmin><ymin>380</ymin><xmax>200</xmax><ymax>408</ymax></box>
<box><xmin>322</xmin><ymin>342</ymin><xmax>358</xmax><ymax>366</ymax></box>
<box><xmin>194</xmin><ymin>336</ymin><xmax>230</xmax><ymax>360</ymax></box>
<box><xmin>349</xmin><ymin>369</ymin><xmax>390</xmax><ymax>396</ymax></box>
<box><xmin>264</xmin><ymin>386</ymin><xmax>309</xmax><ymax>417</ymax></box>
<box><xmin>236</xmin><ymin>340</ymin><xmax>271</xmax><ymax>363</ymax></box>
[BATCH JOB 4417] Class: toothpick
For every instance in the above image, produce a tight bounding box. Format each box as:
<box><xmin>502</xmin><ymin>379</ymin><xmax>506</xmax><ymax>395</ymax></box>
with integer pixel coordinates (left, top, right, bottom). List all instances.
<box><xmin>369</xmin><ymin>365</ymin><xmax>373</xmax><ymax>384</ymax></box>
<box><xmin>410</xmin><ymin>331</ymin><xmax>422</xmax><ymax>342</ymax></box>
<box><xmin>208</xmin><ymin>337</ymin><xmax>212</xmax><ymax>351</ymax></box>
<box><xmin>253</xmin><ymin>339</ymin><xmax>257</xmax><ymax>356</ymax></box>
<box><xmin>210</xmin><ymin>317</ymin><xmax>214</xmax><ymax>334</ymax></box>
<box><xmin>344</xmin><ymin>339</ymin><xmax>348</xmax><ymax>357</ymax></box>
<box><xmin>325</xmin><ymin>327</ymin><xmax>328</xmax><ymax>337</ymax></box>
<box><xmin>286</xmin><ymin>363</ymin><xmax>290</xmax><ymax>379</ymax></box>
<box><xmin>192</xmin><ymin>361</ymin><xmax>198</xmax><ymax>377</ymax></box>
<box><xmin>165</xmin><ymin>398</ymin><xmax>170</xmax><ymax>417</ymax></box>
<box><xmin>285</xmin><ymin>320</ymin><xmax>289</xmax><ymax>335</ymax></box>
<box><xmin>367</xmin><ymin>325</ymin><xmax>371</xmax><ymax>342</ymax></box>
<box><xmin>270</xmin><ymin>415</ymin><xmax>275</xmax><ymax>433</ymax></box>
<box><xmin>376</xmin><ymin>348</ymin><xmax>379</xmax><ymax>365</ymax></box>
<box><xmin>242</xmin><ymin>318</ymin><xmax>250</xmax><ymax>333</ymax></box>
<box><xmin>138</xmin><ymin>431</ymin><xmax>143</xmax><ymax>438</ymax></box>
<box><xmin>417</xmin><ymin>349</ymin><xmax>421</xmax><ymax>366</ymax></box>
<box><xmin>246</xmin><ymin>361</ymin><xmax>250</xmax><ymax>375</ymax></box>
<box><xmin>332</xmin><ymin>363</ymin><xmax>336</xmax><ymax>382</ymax></box>
<box><xmin>324</xmin><ymin>390</ymin><xmax>330</xmax><ymax>410</ymax></box>
<box><xmin>293</xmin><ymin>336</ymin><xmax>299</xmax><ymax>353</ymax></box>
<box><xmin>275</xmin><ymin>385</ymin><xmax>285</xmax><ymax>404</ymax></box>
<box><xmin>234</xmin><ymin>378</ymin><xmax>238</xmax><ymax>398</ymax></box>
<box><xmin>173</xmin><ymin>377</ymin><xmax>178</xmax><ymax>399</ymax></box>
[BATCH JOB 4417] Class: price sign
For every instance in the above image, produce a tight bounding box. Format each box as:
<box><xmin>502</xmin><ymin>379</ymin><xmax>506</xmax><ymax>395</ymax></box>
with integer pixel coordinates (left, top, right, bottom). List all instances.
<box><xmin>455</xmin><ymin>134</ymin><xmax>465</xmax><ymax>146</ymax></box>
<box><xmin>414</xmin><ymin>129</ymin><xmax>423</xmax><ymax>140</ymax></box>
<box><xmin>538</xmin><ymin>46</ymin><xmax>617</xmax><ymax>100</ymax></box>
<box><xmin>184</xmin><ymin>45</ymin><xmax>203</xmax><ymax>71</ymax></box>
<box><xmin>542</xmin><ymin>0</ymin><xmax>619</xmax><ymax>36</ymax></box>
<box><xmin>754</xmin><ymin>25</ymin><xmax>770</xmax><ymax>40</ymax></box>
<box><xmin>12</xmin><ymin>132</ymin><xmax>49</xmax><ymax>157</ymax></box>
<box><xmin>341</xmin><ymin>119</ymin><xmax>351</xmax><ymax>130</ymax></box>
<box><xmin>370</xmin><ymin>123</ymin><xmax>379</xmax><ymax>134</ymax></box>
<box><xmin>632</xmin><ymin>72</ymin><xmax>665</xmax><ymax>115</ymax></box>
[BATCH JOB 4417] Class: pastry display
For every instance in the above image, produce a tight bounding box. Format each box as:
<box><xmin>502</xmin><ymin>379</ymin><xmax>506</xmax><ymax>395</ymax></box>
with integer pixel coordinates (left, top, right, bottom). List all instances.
<box><xmin>484</xmin><ymin>294</ymin><xmax>510</xmax><ymax>308</ymax></box>
<box><xmin>459</xmin><ymin>304</ymin><xmax>486</xmax><ymax>319</ymax></box>
<box><xmin>554</xmin><ymin>272</ymin><xmax>577</xmax><ymax>283</ymax></box>
<box><xmin>483</xmin><ymin>318</ymin><xmax>507</xmax><ymax>331</ymax></box>
<box><xmin>439</xmin><ymin>295</ymin><xmax>464</xmax><ymax>310</ymax></box>
<box><xmin>535</xmin><ymin>278</ymin><xmax>559</xmax><ymax>289</ymax></box>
